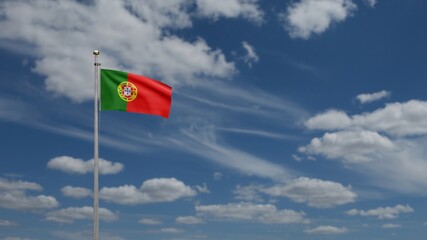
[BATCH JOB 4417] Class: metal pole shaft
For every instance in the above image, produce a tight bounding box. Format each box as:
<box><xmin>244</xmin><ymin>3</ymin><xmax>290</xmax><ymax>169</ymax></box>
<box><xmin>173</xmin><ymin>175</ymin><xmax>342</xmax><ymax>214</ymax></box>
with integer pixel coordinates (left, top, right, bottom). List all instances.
<box><xmin>93</xmin><ymin>50</ymin><xmax>100</xmax><ymax>240</ymax></box>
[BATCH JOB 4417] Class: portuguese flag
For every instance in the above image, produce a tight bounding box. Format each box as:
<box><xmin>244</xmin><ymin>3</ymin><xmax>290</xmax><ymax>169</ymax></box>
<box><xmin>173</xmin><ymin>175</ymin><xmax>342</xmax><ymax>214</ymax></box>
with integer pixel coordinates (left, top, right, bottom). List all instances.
<box><xmin>100</xmin><ymin>69</ymin><xmax>172</xmax><ymax>118</ymax></box>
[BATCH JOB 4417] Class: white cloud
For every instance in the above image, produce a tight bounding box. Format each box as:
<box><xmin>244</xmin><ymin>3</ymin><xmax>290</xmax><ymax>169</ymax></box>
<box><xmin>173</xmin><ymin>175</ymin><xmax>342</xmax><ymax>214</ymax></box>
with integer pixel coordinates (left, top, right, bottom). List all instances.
<box><xmin>0</xmin><ymin>178</ymin><xmax>42</xmax><ymax>191</ymax></box>
<box><xmin>305</xmin><ymin>109</ymin><xmax>352</xmax><ymax>130</ymax></box>
<box><xmin>281</xmin><ymin>0</ymin><xmax>357</xmax><ymax>39</ymax></box>
<box><xmin>0</xmin><ymin>219</ymin><xmax>17</xmax><ymax>226</ymax></box>
<box><xmin>122</xmin><ymin>0</ymin><xmax>193</xmax><ymax>29</ymax></box>
<box><xmin>47</xmin><ymin>156</ymin><xmax>123</xmax><ymax>175</ymax></box>
<box><xmin>234</xmin><ymin>184</ymin><xmax>264</xmax><ymax>202</ymax></box>
<box><xmin>357</xmin><ymin>90</ymin><xmax>390</xmax><ymax>104</ymax></box>
<box><xmin>195</xmin><ymin>0</ymin><xmax>264</xmax><ymax>24</ymax></box>
<box><xmin>195</xmin><ymin>202</ymin><xmax>308</xmax><ymax>224</ymax></box>
<box><xmin>0</xmin><ymin>178</ymin><xmax>58</xmax><ymax>211</ymax></box>
<box><xmin>176</xmin><ymin>216</ymin><xmax>204</xmax><ymax>224</ymax></box>
<box><xmin>45</xmin><ymin>206</ymin><xmax>118</xmax><ymax>223</ymax></box>
<box><xmin>61</xmin><ymin>186</ymin><xmax>92</xmax><ymax>199</ymax></box>
<box><xmin>299</xmin><ymin>130</ymin><xmax>395</xmax><ymax>163</ymax></box>
<box><xmin>346</xmin><ymin>204</ymin><xmax>413</xmax><ymax>219</ymax></box>
<box><xmin>100</xmin><ymin>178</ymin><xmax>196</xmax><ymax>205</ymax></box>
<box><xmin>305</xmin><ymin>100</ymin><xmax>427</xmax><ymax>137</ymax></box>
<box><xmin>301</xmin><ymin>100</ymin><xmax>427</xmax><ymax>194</ymax></box>
<box><xmin>382</xmin><ymin>223</ymin><xmax>401</xmax><ymax>229</ymax></box>
<box><xmin>194</xmin><ymin>183</ymin><xmax>210</xmax><ymax>193</ymax></box>
<box><xmin>263</xmin><ymin>177</ymin><xmax>356</xmax><ymax>208</ymax></box>
<box><xmin>0</xmin><ymin>0</ymin><xmax>235</xmax><ymax>102</ymax></box>
<box><xmin>305</xmin><ymin>225</ymin><xmax>348</xmax><ymax>234</ymax></box>
<box><xmin>352</xmin><ymin>100</ymin><xmax>427</xmax><ymax>137</ymax></box>
<box><xmin>139</xmin><ymin>218</ymin><xmax>162</xmax><ymax>225</ymax></box>
<box><xmin>364</xmin><ymin>0</ymin><xmax>378</xmax><ymax>8</ymax></box>
<box><xmin>242</xmin><ymin>41</ymin><xmax>259</xmax><ymax>68</ymax></box>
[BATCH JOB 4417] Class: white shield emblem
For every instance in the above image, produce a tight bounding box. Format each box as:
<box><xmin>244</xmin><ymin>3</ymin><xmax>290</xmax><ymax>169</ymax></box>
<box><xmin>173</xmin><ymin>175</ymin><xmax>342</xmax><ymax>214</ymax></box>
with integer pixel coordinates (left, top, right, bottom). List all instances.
<box><xmin>124</xmin><ymin>86</ymin><xmax>132</xmax><ymax>96</ymax></box>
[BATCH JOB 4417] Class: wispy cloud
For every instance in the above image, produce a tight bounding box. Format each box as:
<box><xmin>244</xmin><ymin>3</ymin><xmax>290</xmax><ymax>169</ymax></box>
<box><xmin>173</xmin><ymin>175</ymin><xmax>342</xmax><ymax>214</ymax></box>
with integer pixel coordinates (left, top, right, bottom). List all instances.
<box><xmin>171</xmin><ymin>127</ymin><xmax>295</xmax><ymax>180</ymax></box>
<box><xmin>242</xmin><ymin>41</ymin><xmax>259</xmax><ymax>68</ymax></box>
<box><xmin>382</xmin><ymin>223</ymin><xmax>401</xmax><ymax>229</ymax></box>
<box><xmin>176</xmin><ymin>216</ymin><xmax>204</xmax><ymax>225</ymax></box>
<box><xmin>216</xmin><ymin>127</ymin><xmax>299</xmax><ymax>140</ymax></box>
<box><xmin>0</xmin><ymin>219</ymin><xmax>17</xmax><ymax>227</ymax></box>
<box><xmin>139</xmin><ymin>218</ymin><xmax>162</xmax><ymax>225</ymax></box>
<box><xmin>357</xmin><ymin>90</ymin><xmax>390</xmax><ymax>104</ymax></box>
<box><xmin>364</xmin><ymin>0</ymin><xmax>378</xmax><ymax>8</ymax></box>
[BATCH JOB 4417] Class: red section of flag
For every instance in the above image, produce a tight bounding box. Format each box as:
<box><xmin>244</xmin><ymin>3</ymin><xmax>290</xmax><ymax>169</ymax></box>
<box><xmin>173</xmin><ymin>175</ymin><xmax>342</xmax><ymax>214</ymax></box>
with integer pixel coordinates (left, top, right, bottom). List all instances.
<box><xmin>126</xmin><ymin>73</ymin><xmax>172</xmax><ymax>118</ymax></box>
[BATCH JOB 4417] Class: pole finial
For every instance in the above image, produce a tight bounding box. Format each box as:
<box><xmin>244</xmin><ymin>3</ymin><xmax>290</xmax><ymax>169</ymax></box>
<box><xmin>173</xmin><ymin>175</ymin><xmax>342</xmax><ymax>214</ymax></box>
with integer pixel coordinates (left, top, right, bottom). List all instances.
<box><xmin>93</xmin><ymin>50</ymin><xmax>100</xmax><ymax>56</ymax></box>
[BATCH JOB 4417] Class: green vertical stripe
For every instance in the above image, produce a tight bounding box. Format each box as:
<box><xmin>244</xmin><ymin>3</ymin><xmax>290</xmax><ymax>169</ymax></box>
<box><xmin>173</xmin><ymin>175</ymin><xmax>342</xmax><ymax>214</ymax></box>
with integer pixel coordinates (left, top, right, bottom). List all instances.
<box><xmin>100</xmin><ymin>69</ymin><xmax>128</xmax><ymax>111</ymax></box>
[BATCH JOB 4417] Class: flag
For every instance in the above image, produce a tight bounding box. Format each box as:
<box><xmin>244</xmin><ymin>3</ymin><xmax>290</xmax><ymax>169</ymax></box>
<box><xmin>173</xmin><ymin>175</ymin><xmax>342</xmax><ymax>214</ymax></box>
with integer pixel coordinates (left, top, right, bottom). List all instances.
<box><xmin>100</xmin><ymin>69</ymin><xmax>172</xmax><ymax>118</ymax></box>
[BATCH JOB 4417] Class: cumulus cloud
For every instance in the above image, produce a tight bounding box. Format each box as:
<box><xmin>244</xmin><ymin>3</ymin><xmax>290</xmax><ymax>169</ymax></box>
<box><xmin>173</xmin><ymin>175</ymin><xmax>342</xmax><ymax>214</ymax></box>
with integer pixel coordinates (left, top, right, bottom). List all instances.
<box><xmin>0</xmin><ymin>178</ymin><xmax>58</xmax><ymax>211</ymax></box>
<box><xmin>305</xmin><ymin>100</ymin><xmax>427</xmax><ymax>137</ymax></box>
<box><xmin>100</xmin><ymin>178</ymin><xmax>196</xmax><ymax>205</ymax></box>
<box><xmin>352</xmin><ymin>100</ymin><xmax>427</xmax><ymax>137</ymax></box>
<box><xmin>0</xmin><ymin>0</ymin><xmax>235</xmax><ymax>102</ymax></box>
<box><xmin>301</xmin><ymin>100</ymin><xmax>427</xmax><ymax>194</ymax></box>
<box><xmin>61</xmin><ymin>186</ymin><xmax>92</xmax><ymax>199</ymax></box>
<box><xmin>281</xmin><ymin>0</ymin><xmax>357</xmax><ymax>39</ymax></box>
<box><xmin>0</xmin><ymin>178</ymin><xmax>41</xmax><ymax>191</ymax></box>
<box><xmin>195</xmin><ymin>202</ymin><xmax>308</xmax><ymax>224</ymax></box>
<box><xmin>299</xmin><ymin>130</ymin><xmax>395</xmax><ymax>163</ymax></box>
<box><xmin>346</xmin><ymin>204</ymin><xmax>413</xmax><ymax>219</ymax></box>
<box><xmin>304</xmin><ymin>225</ymin><xmax>348</xmax><ymax>234</ymax></box>
<box><xmin>263</xmin><ymin>177</ymin><xmax>356</xmax><ymax>208</ymax></box>
<box><xmin>45</xmin><ymin>206</ymin><xmax>118</xmax><ymax>223</ymax></box>
<box><xmin>305</xmin><ymin>109</ymin><xmax>352</xmax><ymax>130</ymax></box>
<box><xmin>195</xmin><ymin>0</ymin><xmax>263</xmax><ymax>24</ymax></box>
<box><xmin>242</xmin><ymin>41</ymin><xmax>259</xmax><ymax>68</ymax></box>
<box><xmin>176</xmin><ymin>216</ymin><xmax>204</xmax><ymax>224</ymax></box>
<box><xmin>234</xmin><ymin>184</ymin><xmax>264</xmax><ymax>202</ymax></box>
<box><xmin>47</xmin><ymin>156</ymin><xmax>123</xmax><ymax>175</ymax></box>
<box><xmin>357</xmin><ymin>90</ymin><xmax>390</xmax><ymax>104</ymax></box>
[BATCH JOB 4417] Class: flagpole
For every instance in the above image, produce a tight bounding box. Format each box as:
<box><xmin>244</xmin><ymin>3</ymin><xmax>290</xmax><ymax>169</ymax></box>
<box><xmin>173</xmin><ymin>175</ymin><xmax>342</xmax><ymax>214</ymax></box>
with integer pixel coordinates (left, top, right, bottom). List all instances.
<box><xmin>93</xmin><ymin>50</ymin><xmax>100</xmax><ymax>240</ymax></box>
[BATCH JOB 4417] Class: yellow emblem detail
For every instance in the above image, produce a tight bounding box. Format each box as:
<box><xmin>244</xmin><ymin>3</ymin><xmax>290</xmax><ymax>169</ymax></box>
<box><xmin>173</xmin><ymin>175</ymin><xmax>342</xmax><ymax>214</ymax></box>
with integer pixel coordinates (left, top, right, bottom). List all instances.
<box><xmin>117</xmin><ymin>82</ymin><xmax>138</xmax><ymax>102</ymax></box>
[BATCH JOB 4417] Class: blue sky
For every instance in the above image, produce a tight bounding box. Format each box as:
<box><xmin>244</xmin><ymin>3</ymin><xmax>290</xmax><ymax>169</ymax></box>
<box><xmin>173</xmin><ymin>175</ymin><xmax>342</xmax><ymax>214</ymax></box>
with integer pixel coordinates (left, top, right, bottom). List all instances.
<box><xmin>1</xmin><ymin>0</ymin><xmax>427</xmax><ymax>239</ymax></box>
